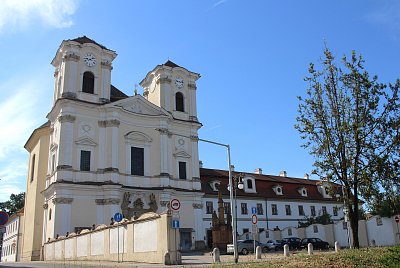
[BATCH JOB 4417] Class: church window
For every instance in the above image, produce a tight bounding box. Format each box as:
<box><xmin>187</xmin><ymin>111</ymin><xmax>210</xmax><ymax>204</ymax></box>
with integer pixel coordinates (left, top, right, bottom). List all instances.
<box><xmin>298</xmin><ymin>205</ymin><xmax>304</xmax><ymax>216</ymax></box>
<box><xmin>30</xmin><ymin>154</ymin><xmax>36</xmax><ymax>182</ymax></box>
<box><xmin>178</xmin><ymin>161</ymin><xmax>187</xmax><ymax>179</ymax></box>
<box><xmin>175</xmin><ymin>92</ymin><xmax>184</xmax><ymax>112</ymax></box>
<box><xmin>206</xmin><ymin>201</ymin><xmax>213</xmax><ymax>214</ymax></box>
<box><xmin>80</xmin><ymin>150</ymin><xmax>91</xmax><ymax>171</ymax></box>
<box><xmin>271</xmin><ymin>204</ymin><xmax>278</xmax><ymax>215</ymax></box>
<box><xmin>241</xmin><ymin>203</ymin><xmax>248</xmax><ymax>214</ymax></box>
<box><xmin>285</xmin><ymin>205</ymin><xmax>291</xmax><ymax>215</ymax></box>
<box><xmin>82</xmin><ymin>72</ymin><xmax>95</xmax><ymax>94</ymax></box>
<box><xmin>131</xmin><ymin>147</ymin><xmax>144</xmax><ymax>176</ymax></box>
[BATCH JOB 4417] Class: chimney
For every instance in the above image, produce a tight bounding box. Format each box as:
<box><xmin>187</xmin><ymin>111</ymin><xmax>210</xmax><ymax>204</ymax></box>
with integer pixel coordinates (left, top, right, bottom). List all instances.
<box><xmin>304</xmin><ymin>173</ymin><xmax>310</xmax><ymax>180</ymax></box>
<box><xmin>199</xmin><ymin>161</ymin><xmax>203</xmax><ymax>168</ymax></box>
<box><xmin>230</xmin><ymin>165</ymin><xmax>235</xmax><ymax>171</ymax></box>
<box><xmin>279</xmin><ymin>171</ymin><xmax>287</xmax><ymax>177</ymax></box>
<box><xmin>254</xmin><ymin>168</ymin><xmax>263</xmax><ymax>174</ymax></box>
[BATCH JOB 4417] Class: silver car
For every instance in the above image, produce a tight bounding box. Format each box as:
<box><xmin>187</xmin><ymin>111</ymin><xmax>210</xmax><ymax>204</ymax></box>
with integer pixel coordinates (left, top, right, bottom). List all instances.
<box><xmin>227</xmin><ymin>239</ymin><xmax>269</xmax><ymax>255</ymax></box>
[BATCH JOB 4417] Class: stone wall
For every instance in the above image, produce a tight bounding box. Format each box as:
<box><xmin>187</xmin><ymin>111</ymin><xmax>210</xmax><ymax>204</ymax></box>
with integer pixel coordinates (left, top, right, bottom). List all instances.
<box><xmin>43</xmin><ymin>212</ymin><xmax>179</xmax><ymax>264</ymax></box>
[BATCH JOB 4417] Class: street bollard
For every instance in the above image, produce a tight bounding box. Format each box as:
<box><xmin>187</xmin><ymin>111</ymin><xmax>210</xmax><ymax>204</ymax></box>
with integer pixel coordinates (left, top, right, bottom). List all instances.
<box><xmin>164</xmin><ymin>251</ymin><xmax>171</xmax><ymax>265</ymax></box>
<box><xmin>308</xmin><ymin>243</ymin><xmax>313</xmax><ymax>255</ymax></box>
<box><xmin>335</xmin><ymin>241</ymin><xmax>340</xmax><ymax>252</ymax></box>
<box><xmin>212</xmin><ymin>248</ymin><xmax>220</xmax><ymax>263</ymax></box>
<box><xmin>284</xmin><ymin>244</ymin><xmax>290</xmax><ymax>257</ymax></box>
<box><xmin>256</xmin><ymin>246</ymin><xmax>261</xmax><ymax>259</ymax></box>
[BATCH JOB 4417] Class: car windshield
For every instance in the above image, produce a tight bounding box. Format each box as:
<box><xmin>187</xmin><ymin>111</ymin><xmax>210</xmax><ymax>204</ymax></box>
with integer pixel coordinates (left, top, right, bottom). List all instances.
<box><xmin>276</xmin><ymin>240</ymin><xmax>283</xmax><ymax>243</ymax></box>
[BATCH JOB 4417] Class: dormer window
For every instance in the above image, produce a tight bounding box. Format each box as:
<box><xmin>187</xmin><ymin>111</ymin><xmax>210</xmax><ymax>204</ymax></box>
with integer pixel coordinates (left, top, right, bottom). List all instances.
<box><xmin>82</xmin><ymin>71</ymin><xmax>94</xmax><ymax>94</ymax></box>
<box><xmin>273</xmin><ymin>185</ymin><xmax>283</xmax><ymax>195</ymax></box>
<box><xmin>243</xmin><ymin>176</ymin><xmax>256</xmax><ymax>193</ymax></box>
<box><xmin>298</xmin><ymin>187</ymin><xmax>308</xmax><ymax>197</ymax></box>
<box><xmin>209</xmin><ymin>180</ymin><xmax>221</xmax><ymax>192</ymax></box>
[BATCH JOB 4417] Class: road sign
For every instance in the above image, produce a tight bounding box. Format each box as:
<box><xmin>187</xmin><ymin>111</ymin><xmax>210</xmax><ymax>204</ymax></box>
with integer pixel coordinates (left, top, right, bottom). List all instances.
<box><xmin>114</xmin><ymin>212</ymin><xmax>123</xmax><ymax>222</ymax></box>
<box><xmin>172</xmin><ymin>219</ymin><xmax>180</xmax><ymax>229</ymax></box>
<box><xmin>395</xmin><ymin>215</ymin><xmax>400</xmax><ymax>223</ymax></box>
<box><xmin>0</xmin><ymin>211</ymin><xmax>9</xmax><ymax>225</ymax></box>
<box><xmin>170</xmin><ymin>199</ymin><xmax>181</xmax><ymax>211</ymax></box>
<box><xmin>172</xmin><ymin>211</ymin><xmax>180</xmax><ymax>219</ymax></box>
<box><xmin>251</xmin><ymin>214</ymin><xmax>258</xmax><ymax>224</ymax></box>
<box><xmin>251</xmin><ymin>207</ymin><xmax>257</xmax><ymax>214</ymax></box>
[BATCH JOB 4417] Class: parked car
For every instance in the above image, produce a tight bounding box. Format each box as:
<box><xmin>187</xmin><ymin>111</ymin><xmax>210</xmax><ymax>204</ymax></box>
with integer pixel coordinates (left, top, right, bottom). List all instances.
<box><xmin>227</xmin><ymin>239</ymin><xmax>269</xmax><ymax>255</ymax></box>
<box><xmin>282</xmin><ymin>237</ymin><xmax>302</xmax><ymax>250</ymax></box>
<box><xmin>265</xmin><ymin>239</ymin><xmax>285</xmax><ymax>251</ymax></box>
<box><xmin>300</xmin><ymin>238</ymin><xmax>330</xmax><ymax>250</ymax></box>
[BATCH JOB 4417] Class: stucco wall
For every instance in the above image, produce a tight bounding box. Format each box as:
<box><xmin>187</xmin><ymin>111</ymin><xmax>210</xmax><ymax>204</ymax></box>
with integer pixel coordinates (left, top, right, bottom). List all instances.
<box><xmin>43</xmin><ymin>213</ymin><xmax>178</xmax><ymax>264</ymax></box>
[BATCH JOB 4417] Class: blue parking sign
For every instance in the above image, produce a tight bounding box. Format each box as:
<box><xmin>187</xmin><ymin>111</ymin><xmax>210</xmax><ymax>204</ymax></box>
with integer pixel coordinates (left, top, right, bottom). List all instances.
<box><xmin>172</xmin><ymin>219</ymin><xmax>180</xmax><ymax>229</ymax></box>
<box><xmin>114</xmin><ymin>212</ymin><xmax>123</xmax><ymax>222</ymax></box>
<box><xmin>251</xmin><ymin>207</ymin><xmax>257</xmax><ymax>214</ymax></box>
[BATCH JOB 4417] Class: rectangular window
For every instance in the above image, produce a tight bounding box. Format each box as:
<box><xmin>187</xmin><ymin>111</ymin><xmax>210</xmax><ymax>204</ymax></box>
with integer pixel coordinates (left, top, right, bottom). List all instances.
<box><xmin>322</xmin><ymin>206</ymin><xmax>327</xmax><ymax>215</ymax></box>
<box><xmin>243</xmin><ymin>228</ymin><xmax>249</xmax><ymax>234</ymax></box>
<box><xmin>298</xmin><ymin>205</ymin><xmax>304</xmax><ymax>216</ymax></box>
<box><xmin>30</xmin><ymin>154</ymin><xmax>36</xmax><ymax>182</ymax></box>
<box><xmin>178</xmin><ymin>161</ymin><xmax>187</xmax><ymax>180</ymax></box>
<box><xmin>271</xmin><ymin>204</ymin><xmax>278</xmax><ymax>215</ymax></box>
<box><xmin>206</xmin><ymin>201</ymin><xmax>213</xmax><ymax>214</ymax></box>
<box><xmin>256</xmin><ymin>203</ymin><xmax>263</xmax><ymax>215</ymax></box>
<box><xmin>288</xmin><ymin>228</ymin><xmax>292</xmax><ymax>236</ymax></box>
<box><xmin>80</xmin><ymin>150</ymin><xmax>91</xmax><ymax>171</ymax></box>
<box><xmin>241</xmin><ymin>203</ymin><xmax>248</xmax><ymax>214</ymax></box>
<box><xmin>285</xmin><ymin>205</ymin><xmax>291</xmax><ymax>215</ymax></box>
<box><xmin>224</xmin><ymin>202</ymin><xmax>230</xmax><ymax>214</ymax></box>
<box><xmin>313</xmin><ymin>225</ymin><xmax>318</xmax><ymax>233</ymax></box>
<box><xmin>131</xmin><ymin>147</ymin><xmax>144</xmax><ymax>176</ymax></box>
<box><xmin>310</xmin><ymin>206</ymin><xmax>316</xmax><ymax>216</ymax></box>
<box><xmin>333</xmin><ymin>206</ymin><xmax>338</xmax><ymax>216</ymax></box>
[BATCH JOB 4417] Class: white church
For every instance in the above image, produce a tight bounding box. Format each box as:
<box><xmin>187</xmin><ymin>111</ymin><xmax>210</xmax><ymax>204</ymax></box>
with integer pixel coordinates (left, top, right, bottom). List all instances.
<box><xmin>20</xmin><ymin>36</ymin><xmax>344</xmax><ymax>260</ymax></box>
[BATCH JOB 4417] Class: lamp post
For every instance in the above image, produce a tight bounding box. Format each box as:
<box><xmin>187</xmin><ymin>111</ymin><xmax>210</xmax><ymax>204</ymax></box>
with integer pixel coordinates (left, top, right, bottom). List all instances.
<box><xmin>154</xmin><ymin>129</ymin><xmax>239</xmax><ymax>262</ymax></box>
<box><xmin>227</xmin><ymin>172</ymin><xmax>244</xmax><ymax>262</ymax></box>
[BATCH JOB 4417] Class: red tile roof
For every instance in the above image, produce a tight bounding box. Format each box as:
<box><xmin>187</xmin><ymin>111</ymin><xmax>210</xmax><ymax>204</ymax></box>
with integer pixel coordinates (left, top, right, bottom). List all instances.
<box><xmin>200</xmin><ymin>168</ymin><xmax>340</xmax><ymax>202</ymax></box>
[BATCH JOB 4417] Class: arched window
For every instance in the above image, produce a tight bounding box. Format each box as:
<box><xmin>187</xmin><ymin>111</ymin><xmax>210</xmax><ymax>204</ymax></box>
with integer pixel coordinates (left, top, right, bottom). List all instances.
<box><xmin>82</xmin><ymin>72</ymin><xmax>94</xmax><ymax>94</ymax></box>
<box><xmin>175</xmin><ymin>92</ymin><xmax>184</xmax><ymax>112</ymax></box>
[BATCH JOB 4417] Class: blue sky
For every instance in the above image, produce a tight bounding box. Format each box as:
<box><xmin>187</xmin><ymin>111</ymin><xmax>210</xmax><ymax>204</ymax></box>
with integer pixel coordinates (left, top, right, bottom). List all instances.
<box><xmin>0</xmin><ymin>0</ymin><xmax>399</xmax><ymax>201</ymax></box>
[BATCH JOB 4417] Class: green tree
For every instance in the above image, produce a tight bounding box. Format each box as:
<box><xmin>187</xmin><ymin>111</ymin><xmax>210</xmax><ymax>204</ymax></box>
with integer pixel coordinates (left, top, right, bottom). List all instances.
<box><xmin>369</xmin><ymin>189</ymin><xmax>400</xmax><ymax>217</ymax></box>
<box><xmin>0</xmin><ymin>192</ymin><xmax>25</xmax><ymax>215</ymax></box>
<box><xmin>295</xmin><ymin>48</ymin><xmax>400</xmax><ymax>248</ymax></box>
<box><xmin>298</xmin><ymin>213</ymin><xmax>334</xmax><ymax>228</ymax></box>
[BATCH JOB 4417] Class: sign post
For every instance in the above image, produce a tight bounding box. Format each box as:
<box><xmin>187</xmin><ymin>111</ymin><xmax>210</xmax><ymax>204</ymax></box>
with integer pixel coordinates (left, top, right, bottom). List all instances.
<box><xmin>114</xmin><ymin>212</ymin><xmax>123</xmax><ymax>263</ymax></box>
<box><xmin>251</xmin><ymin>213</ymin><xmax>258</xmax><ymax>253</ymax></box>
<box><xmin>170</xmin><ymin>199</ymin><xmax>181</xmax><ymax>251</ymax></box>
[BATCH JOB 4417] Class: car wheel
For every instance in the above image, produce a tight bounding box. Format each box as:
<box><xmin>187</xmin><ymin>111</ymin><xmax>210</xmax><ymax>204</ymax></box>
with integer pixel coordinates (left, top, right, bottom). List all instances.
<box><xmin>241</xmin><ymin>248</ymin><xmax>249</xmax><ymax>255</ymax></box>
<box><xmin>262</xmin><ymin>247</ymin><xmax>269</xmax><ymax>253</ymax></box>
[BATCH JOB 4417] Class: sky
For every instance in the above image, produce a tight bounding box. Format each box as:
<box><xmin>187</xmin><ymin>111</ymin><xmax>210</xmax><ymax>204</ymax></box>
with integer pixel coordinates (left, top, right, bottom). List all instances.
<box><xmin>0</xmin><ymin>0</ymin><xmax>400</xmax><ymax>202</ymax></box>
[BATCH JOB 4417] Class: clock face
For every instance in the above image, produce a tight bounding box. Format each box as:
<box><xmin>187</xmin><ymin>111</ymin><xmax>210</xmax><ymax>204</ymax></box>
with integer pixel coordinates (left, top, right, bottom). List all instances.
<box><xmin>175</xmin><ymin>76</ymin><xmax>184</xmax><ymax>89</ymax></box>
<box><xmin>83</xmin><ymin>53</ymin><xmax>96</xmax><ymax>67</ymax></box>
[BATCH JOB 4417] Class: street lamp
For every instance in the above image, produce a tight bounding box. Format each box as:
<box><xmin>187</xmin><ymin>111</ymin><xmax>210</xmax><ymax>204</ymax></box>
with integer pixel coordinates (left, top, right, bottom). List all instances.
<box><xmin>154</xmin><ymin>128</ymin><xmax>239</xmax><ymax>262</ymax></box>
<box><xmin>227</xmin><ymin>172</ymin><xmax>244</xmax><ymax>260</ymax></box>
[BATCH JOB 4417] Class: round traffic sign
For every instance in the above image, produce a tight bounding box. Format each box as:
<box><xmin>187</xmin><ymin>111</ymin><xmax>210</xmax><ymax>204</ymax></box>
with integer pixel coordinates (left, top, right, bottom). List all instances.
<box><xmin>170</xmin><ymin>199</ymin><xmax>181</xmax><ymax>211</ymax></box>
<box><xmin>0</xmin><ymin>211</ymin><xmax>9</xmax><ymax>225</ymax></box>
<box><xmin>114</xmin><ymin>212</ymin><xmax>123</xmax><ymax>222</ymax></box>
<box><xmin>395</xmin><ymin>215</ymin><xmax>400</xmax><ymax>223</ymax></box>
<box><xmin>251</xmin><ymin>214</ymin><xmax>258</xmax><ymax>224</ymax></box>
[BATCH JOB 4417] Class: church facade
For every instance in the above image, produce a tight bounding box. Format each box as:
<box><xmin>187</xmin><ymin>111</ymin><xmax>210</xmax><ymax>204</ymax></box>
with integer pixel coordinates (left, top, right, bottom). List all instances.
<box><xmin>21</xmin><ymin>36</ymin><xmax>344</xmax><ymax>260</ymax></box>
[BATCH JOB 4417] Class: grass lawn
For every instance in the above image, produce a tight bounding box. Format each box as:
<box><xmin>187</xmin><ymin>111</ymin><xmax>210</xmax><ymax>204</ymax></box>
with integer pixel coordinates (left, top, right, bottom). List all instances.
<box><xmin>214</xmin><ymin>246</ymin><xmax>400</xmax><ymax>268</ymax></box>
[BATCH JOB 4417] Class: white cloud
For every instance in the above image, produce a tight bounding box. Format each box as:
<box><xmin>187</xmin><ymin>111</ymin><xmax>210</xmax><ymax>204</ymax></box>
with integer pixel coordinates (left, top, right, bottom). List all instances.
<box><xmin>212</xmin><ymin>0</ymin><xmax>228</xmax><ymax>8</ymax></box>
<box><xmin>0</xmin><ymin>0</ymin><xmax>79</xmax><ymax>31</ymax></box>
<box><xmin>0</xmin><ymin>73</ymin><xmax>51</xmax><ymax>201</ymax></box>
<box><xmin>365</xmin><ymin>1</ymin><xmax>400</xmax><ymax>33</ymax></box>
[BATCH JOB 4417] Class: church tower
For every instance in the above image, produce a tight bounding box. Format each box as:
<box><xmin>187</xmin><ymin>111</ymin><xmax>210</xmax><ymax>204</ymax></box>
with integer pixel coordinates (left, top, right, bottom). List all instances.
<box><xmin>51</xmin><ymin>36</ymin><xmax>117</xmax><ymax>104</ymax></box>
<box><xmin>140</xmin><ymin>60</ymin><xmax>200</xmax><ymax>123</ymax></box>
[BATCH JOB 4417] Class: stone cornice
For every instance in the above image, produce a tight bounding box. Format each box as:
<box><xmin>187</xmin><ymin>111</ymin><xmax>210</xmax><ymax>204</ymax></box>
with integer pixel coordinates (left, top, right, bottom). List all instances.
<box><xmin>63</xmin><ymin>53</ymin><xmax>80</xmax><ymax>61</ymax></box>
<box><xmin>52</xmin><ymin>197</ymin><xmax>73</xmax><ymax>204</ymax></box>
<box><xmin>98</xmin><ymin>119</ymin><xmax>120</xmax><ymax>128</ymax></box>
<box><xmin>61</xmin><ymin>92</ymin><xmax>77</xmax><ymax>99</ymax></box>
<box><xmin>95</xmin><ymin>198</ymin><xmax>120</xmax><ymax>205</ymax></box>
<box><xmin>188</xmin><ymin>83</ymin><xmax>197</xmax><ymax>89</ymax></box>
<box><xmin>58</xmin><ymin>115</ymin><xmax>76</xmax><ymax>123</ymax></box>
<box><xmin>101</xmin><ymin>61</ymin><xmax>113</xmax><ymax>70</ymax></box>
<box><xmin>156</xmin><ymin>75</ymin><xmax>171</xmax><ymax>84</ymax></box>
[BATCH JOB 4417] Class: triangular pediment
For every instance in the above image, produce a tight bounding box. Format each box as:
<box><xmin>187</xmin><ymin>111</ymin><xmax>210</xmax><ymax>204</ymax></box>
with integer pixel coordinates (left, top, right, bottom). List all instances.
<box><xmin>75</xmin><ymin>136</ymin><xmax>97</xmax><ymax>146</ymax></box>
<box><xmin>173</xmin><ymin>150</ymin><xmax>191</xmax><ymax>158</ymax></box>
<box><xmin>113</xmin><ymin>95</ymin><xmax>169</xmax><ymax>117</ymax></box>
